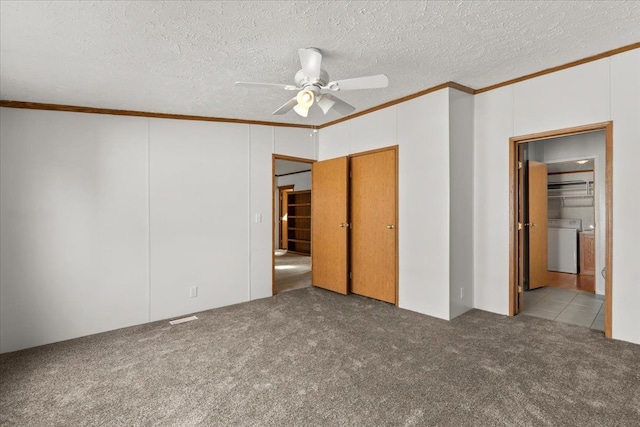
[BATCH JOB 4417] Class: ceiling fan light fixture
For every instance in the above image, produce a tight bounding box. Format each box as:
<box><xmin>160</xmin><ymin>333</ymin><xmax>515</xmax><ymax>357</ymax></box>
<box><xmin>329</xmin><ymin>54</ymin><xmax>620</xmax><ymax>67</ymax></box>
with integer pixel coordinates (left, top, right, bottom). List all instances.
<box><xmin>294</xmin><ymin>90</ymin><xmax>314</xmax><ymax>117</ymax></box>
<box><xmin>293</xmin><ymin>104</ymin><xmax>309</xmax><ymax>117</ymax></box>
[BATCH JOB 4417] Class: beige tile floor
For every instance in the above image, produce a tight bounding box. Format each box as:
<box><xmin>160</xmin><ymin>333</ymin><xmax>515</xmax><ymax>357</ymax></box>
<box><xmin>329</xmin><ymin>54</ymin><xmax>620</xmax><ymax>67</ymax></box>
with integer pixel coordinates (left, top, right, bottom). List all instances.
<box><xmin>522</xmin><ymin>286</ymin><xmax>605</xmax><ymax>331</ymax></box>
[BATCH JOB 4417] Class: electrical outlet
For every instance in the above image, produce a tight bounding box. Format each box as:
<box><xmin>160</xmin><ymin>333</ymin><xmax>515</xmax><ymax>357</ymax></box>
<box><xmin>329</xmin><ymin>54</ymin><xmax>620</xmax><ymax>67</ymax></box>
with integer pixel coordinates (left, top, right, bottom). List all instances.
<box><xmin>460</xmin><ymin>288</ymin><xmax>464</xmax><ymax>299</ymax></box>
<box><xmin>189</xmin><ymin>286</ymin><xmax>198</xmax><ymax>298</ymax></box>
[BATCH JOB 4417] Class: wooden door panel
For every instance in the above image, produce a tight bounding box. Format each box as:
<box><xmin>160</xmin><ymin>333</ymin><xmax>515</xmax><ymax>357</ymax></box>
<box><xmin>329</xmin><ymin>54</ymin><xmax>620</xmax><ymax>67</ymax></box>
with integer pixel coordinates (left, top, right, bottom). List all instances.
<box><xmin>580</xmin><ymin>233</ymin><xmax>596</xmax><ymax>275</ymax></box>
<box><xmin>281</xmin><ymin>189</ymin><xmax>289</xmax><ymax>249</ymax></box>
<box><xmin>351</xmin><ymin>149</ymin><xmax>397</xmax><ymax>304</ymax></box>
<box><xmin>528</xmin><ymin>160</ymin><xmax>548</xmax><ymax>290</ymax></box>
<box><xmin>311</xmin><ymin>157</ymin><xmax>349</xmax><ymax>294</ymax></box>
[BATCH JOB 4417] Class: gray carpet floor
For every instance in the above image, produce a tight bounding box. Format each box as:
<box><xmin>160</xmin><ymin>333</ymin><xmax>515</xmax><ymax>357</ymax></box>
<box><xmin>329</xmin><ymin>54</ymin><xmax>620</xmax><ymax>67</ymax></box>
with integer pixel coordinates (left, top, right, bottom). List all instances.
<box><xmin>1</xmin><ymin>287</ymin><xmax>639</xmax><ymax>426</ymax></box>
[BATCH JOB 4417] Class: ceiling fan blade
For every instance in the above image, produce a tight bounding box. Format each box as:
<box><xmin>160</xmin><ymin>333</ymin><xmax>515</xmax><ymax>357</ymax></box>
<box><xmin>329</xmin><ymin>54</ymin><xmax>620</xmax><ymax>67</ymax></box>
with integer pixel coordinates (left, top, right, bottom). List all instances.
<box><xmin>235</xmin><ymin>82</ymin><xmax>299</xmax><ymax>90</ymax></box>
<box><xmin>317</xmin><ymin>95</ymin><xmax>335</xmax><ymax>115</ymax></box>
<box><xmin>272</xmin><ymin>97</ymin><xmax>298</xmax><ymax>115</ymax></box>
<box><xmin>320</xmin><ymin>94</ymin><xmax>355</xmax><ymax>115</ymax></box>
<box><xmin>326</xmin><ymin>74</ymin><xmax>389</xmax><ymax>91</ymax></box>
<box><xmin>298</xmin><ymin>48</ymin><xmax>322</xmax><ymax>80</ymax></box>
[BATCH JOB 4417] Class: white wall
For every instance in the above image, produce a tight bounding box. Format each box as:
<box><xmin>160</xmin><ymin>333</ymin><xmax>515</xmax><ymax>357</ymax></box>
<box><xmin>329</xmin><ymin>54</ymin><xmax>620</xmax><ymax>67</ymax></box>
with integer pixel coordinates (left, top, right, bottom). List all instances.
<box><xmin>318</xmin><ymin>120</ymin><xmax>351</xmax><ymax>160</ymax></box>
<box><xmin>349</xmin><ymin>107</ymin><xmax>397</xmax><ymax>154</ymax></box>
<box><xmin>2</xmin><ymin>48</ymin><xmax>637</xmax><ymax>350</ymax></box>
<box><xmin>474</xmin><ymin>50</ymin><xmax>640</xmax><ymax>344</ymax></box>
<box><xmin>472</xmin><ymin>86</ymin><xmax>514</xmax><ymax>316</ymax></box>
<box><xmin>512</xmin><ymin>60</ymin><xmax>610</xmax><ymax>136</ymax></box>
<box><xmin>274</xmin><ymin>127</ymin><xmax>317</xmax><ymax>159</ymax></box>
<box><xmin>397</xmin><ymin>91</ymin><xmax>451</xmax><ymax>320</ymax></box>
<box><xmin>449</xmin><ymin>90</ymin><xmax>474</xmax><ymax>318</ymax></box>
<box><xmin>610</xmin><ymin>49</ymin><xmax>640</xmax><ymax>344</ymax></box>
<box><xmin>249</xmin><ymin>125</ymin><xmax>275</xmax><ymax>300</ymax></box>
<box><xmin>148</xmin><ymin>119</ymin><xmax>250</xmax><ymax>321</ymax></box>
<box><xmin>318</xmin><ymin>107</ymin><xmax>397</xmax><ymax>159</ymax></box>
<box><xmin>0</xmin><ymin>109</ymin><xmax>316</xmax><ymax>353</ymax></box>
<box><xmin>0</xmin><ymin>109</ymin><xmax>149</xmax><ymax>353</ymax></box>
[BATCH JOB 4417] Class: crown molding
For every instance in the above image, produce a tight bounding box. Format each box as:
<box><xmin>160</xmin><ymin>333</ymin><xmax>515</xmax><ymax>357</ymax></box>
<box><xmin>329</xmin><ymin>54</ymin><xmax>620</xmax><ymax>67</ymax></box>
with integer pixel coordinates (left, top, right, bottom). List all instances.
<box><xmin>0</xmin><ymin>100</ymin><xmax>316</xmax><ymax>129</ymax></box>
<box><xmin>2</xmin><ymin>43</ymin><xmax>637</xmax><ymax>130</ymax></box>
<box><xmin>474</xmin><ymin>42</ymin><xmax>640</xmax><ymax>94</ymax></box>
<box><xmin>317</xmin><ymin>82</ymin><xmax>473</xmax><ymax>129</ymax></box>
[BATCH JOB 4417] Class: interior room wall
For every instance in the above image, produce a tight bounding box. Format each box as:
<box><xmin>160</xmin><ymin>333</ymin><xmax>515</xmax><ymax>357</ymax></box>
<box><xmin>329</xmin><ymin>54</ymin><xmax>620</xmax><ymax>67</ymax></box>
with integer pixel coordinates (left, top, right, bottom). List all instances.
<box><xmin>0</xmin><ymin>109</ymin><xmax>150</xmax><ymax>353</ymax></box>
<box><xmin>148</xmin><ymin>119</ymin><xmax>250</xmax><ymax>321</ymax></box>
<box><xmin>449</xmin><ymin>89</ymin><xmax>474</xmax><ymax>318</ymax></box>
<box><xmin>609</xmin><ymin>49</ymin><xmax>640</xmax><ymax>344</ymax></box>
<box><xmin>274</xmin><ymin>127</ymin><xmax>317</xmax><ymax>159</ymax></box>
<box><xmin>249</xmin><ymin>125</ymin><xmax>275</xmax><ymax>301</ymax></box>
<box><xmin>1</xmin><ymin>49</ymin><xmax>637</xmax><ymax>349</ymax></box>
<box><xmin>474</xmin><ymin>49</ymin><xmax>640</xmax><ymax>344</ymax></box>
<box><xmin>397</xmin><ymin>90</ymin><xmax>451</xmax><ymax>320</ymax></box>
<box><xmin>0</xmin><ymin>109</ymin><xmax>316</xmax><ymax>353</ymax></box>
<box><xmin>472</xmin><ymin>85</ymin><xmax>514</xmax><ymax>315</ymax></box>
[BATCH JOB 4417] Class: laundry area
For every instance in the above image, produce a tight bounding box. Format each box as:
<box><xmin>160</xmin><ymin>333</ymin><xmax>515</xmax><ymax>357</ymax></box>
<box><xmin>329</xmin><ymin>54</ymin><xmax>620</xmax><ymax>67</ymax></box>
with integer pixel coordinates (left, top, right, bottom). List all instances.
<box><xmin>548</xmin><ymin>219</ymin><xmax>583</xmax><ymax>275</ymax></box>
<box><xmin>537</xmin><ymin>166</ymin><xmax>602</xmax><ymax>330</ymax></box>
<box><xmin>521</xmin><ymin>131</ymin><xmax>606</xmax><ymax>331</ymax></box>
<box><xmin>547</xmin><ymin>167</ymin><xmax>596</xmax><ymax>288</ymax></box>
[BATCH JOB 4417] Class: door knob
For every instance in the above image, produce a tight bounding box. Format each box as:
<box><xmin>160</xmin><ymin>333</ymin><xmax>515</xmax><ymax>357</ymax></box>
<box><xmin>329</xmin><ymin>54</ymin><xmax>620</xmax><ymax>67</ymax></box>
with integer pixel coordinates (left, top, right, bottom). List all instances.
<box><xmin>386</xmin><ymin>224</ymin><xmax>395</xmax><ymax>229</ymax></box>
<box><xmin>339</xmin><ymin>223</ymin><xmax>347</xmax><ymax>228</ymax></box>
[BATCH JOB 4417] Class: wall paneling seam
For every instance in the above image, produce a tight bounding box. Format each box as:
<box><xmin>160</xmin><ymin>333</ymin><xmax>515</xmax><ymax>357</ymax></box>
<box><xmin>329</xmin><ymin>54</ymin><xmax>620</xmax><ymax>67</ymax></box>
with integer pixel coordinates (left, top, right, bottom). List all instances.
<box><xmin>147</xmin><ymin>118</ymin><xmax>151</xmax><ymax>322</ymax></box>
<box><xmin>247</xmin><ymin>126</ymin><xmax>252</xmax><ymax>300</ymax></box>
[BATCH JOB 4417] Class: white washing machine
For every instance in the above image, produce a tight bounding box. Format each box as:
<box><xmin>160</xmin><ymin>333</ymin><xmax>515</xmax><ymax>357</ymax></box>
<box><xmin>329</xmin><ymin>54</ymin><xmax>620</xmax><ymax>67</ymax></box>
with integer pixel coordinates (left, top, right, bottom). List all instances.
<box><xmin>548</xmin><ymin>218</ymin><xmax>582</xmax><ymax>274</ymax></box>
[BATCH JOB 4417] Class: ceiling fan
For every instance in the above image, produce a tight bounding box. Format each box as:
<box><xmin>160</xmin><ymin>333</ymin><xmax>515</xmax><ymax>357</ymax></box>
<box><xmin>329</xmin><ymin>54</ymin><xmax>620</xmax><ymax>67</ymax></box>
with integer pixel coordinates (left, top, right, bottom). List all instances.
<box><xmin>235</xmin><ymin>48</ymin><xmax>389</xmax><ymax>117</ymax></box>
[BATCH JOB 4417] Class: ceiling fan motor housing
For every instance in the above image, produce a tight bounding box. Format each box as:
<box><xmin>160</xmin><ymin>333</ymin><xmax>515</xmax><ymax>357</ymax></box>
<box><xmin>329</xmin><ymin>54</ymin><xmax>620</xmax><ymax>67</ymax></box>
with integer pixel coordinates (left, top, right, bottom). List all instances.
<box><xmin>295</xmin><ymin>69</ymin><xmax>329</xmax><ymax>93</ymax></box>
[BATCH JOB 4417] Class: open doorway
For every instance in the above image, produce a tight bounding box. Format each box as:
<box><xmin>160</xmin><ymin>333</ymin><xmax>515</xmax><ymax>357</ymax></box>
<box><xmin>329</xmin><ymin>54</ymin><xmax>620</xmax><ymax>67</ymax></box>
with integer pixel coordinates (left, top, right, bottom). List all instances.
<box><xmin>510</xmin><ymin>123</ymin><xmax>612</xmax><ymax>337</ymax></box>
<box><xmin>545</xmin><ymin>157</ymin><xmax>597</xmax><ymax>293</ymax></box>
<box><xmin>272</xmin><ymin>155</ymin><xmax>314</xmax><ymax>295</ymax></box>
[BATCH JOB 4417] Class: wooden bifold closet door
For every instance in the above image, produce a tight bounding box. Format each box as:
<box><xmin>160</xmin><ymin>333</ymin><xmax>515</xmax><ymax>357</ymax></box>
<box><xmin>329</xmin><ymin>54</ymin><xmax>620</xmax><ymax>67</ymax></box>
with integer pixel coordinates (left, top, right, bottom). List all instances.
<box><xmin>350</xmin><ymin>148</ymin><xmax>397</xmax><ymax>304</ymax></box>
<box><xmin>311</xmin><ymin>147</ymin><xmax>397</xmax><ymax>305</ymax></box>
<box><xmin>528</xmin><ymin>160</ymin><xmax>548</xmax><ymax>290</ymax></box>
<box><xmin>311</xmin><ymin>156</ymin><xmax>349</xmax><ymax>295</ymax></box>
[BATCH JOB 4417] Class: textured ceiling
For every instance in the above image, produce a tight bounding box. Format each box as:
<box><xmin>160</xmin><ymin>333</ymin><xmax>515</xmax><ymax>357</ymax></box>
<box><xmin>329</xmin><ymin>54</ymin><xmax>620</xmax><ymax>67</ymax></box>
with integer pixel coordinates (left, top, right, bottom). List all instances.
<box><xmin>1</xmin><ymin>1</ymin><xmax>639</xmax><ymax>126</ymax></box>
